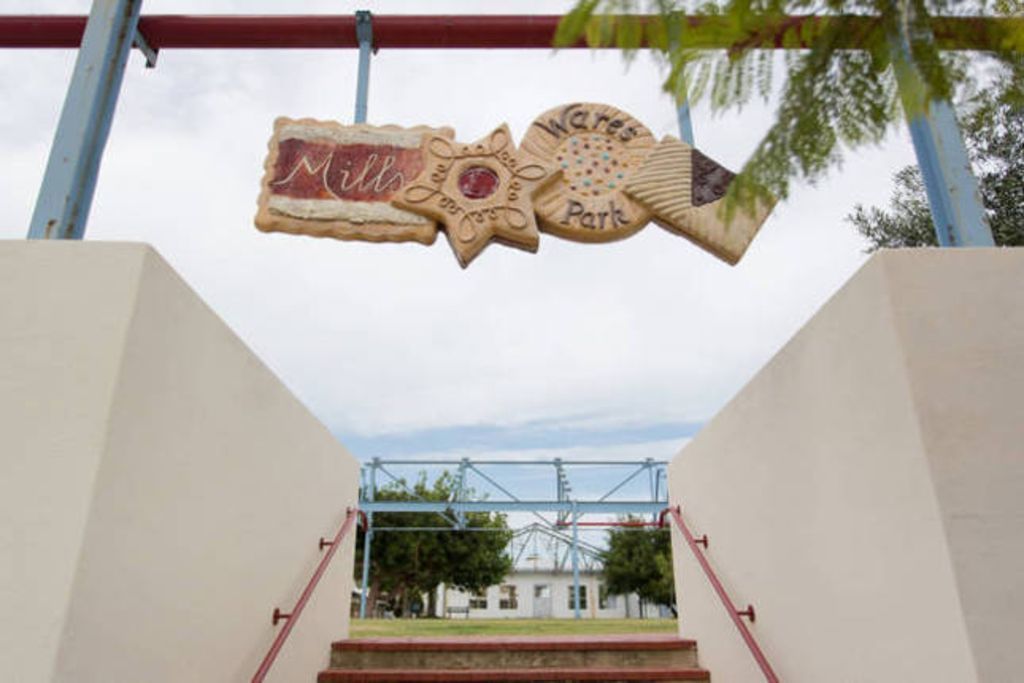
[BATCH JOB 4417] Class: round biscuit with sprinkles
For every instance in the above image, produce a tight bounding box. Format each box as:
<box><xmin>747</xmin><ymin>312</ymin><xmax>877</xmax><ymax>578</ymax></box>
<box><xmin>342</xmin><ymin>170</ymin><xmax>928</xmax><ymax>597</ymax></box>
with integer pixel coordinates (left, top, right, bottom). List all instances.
<box><xmin>521</xmin><ymin>103</ymin><xmax>655</xmax><ymax>242</ymax></box>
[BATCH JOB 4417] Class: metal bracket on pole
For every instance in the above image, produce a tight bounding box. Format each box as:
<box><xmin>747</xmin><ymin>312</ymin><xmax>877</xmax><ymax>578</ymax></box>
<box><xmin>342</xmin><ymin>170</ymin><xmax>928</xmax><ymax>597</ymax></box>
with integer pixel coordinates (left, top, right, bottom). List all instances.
<box><xmin>133</xmin><ymin>25</ymin><xmax>158</xmax><ymax>68</ymax></box>
<box><xmin>554</xmin><ymin>458</ymin><xmax>568</xmax><ymax>525</ymax></box>
<box><xmin>889</xmin><ymin>9</ymin><xmax>994</xmax><ymax>247</ymax></box>
<box><xmin>28</xmin><ymin>0</ymin><xmax>143</xmax><ymax>240</ymax></box>
<box><xmin>354</xmin><ymin>10</ymin><xmax>373</xmax><ymax>124</ymax></box>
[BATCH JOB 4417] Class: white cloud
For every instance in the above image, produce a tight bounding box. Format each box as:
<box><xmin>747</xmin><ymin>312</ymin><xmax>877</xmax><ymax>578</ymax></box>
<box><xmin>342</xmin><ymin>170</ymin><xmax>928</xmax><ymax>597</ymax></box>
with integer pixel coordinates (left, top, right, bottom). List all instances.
<box><xmin>0</xmin><ymin>2</ymin><xmax>915</xmax><ymax>444</ymax></box>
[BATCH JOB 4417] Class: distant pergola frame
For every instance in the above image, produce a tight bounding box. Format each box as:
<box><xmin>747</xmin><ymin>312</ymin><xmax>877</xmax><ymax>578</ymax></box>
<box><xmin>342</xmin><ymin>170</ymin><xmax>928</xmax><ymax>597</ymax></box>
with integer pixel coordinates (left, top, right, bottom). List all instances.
<box><xmin>358</xmin><ymin>457</ymin><xmax>669</xmax><ymax>620</ymax></box>
<box><xmin>3</xmin><ymin>4</ymin><xmax>1018</xmax><ymax>247</ymax></box>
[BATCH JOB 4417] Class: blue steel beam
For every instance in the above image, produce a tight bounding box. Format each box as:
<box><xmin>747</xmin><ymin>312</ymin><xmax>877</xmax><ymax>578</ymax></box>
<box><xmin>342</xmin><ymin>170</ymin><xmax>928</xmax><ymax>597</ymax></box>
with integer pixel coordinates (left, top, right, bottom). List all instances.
<box><xmin>362</xmin><ymin>500</ymin><xmax>666</xmax><ymax>514</ymax></box>
<box><xmin>890</xmin><ymin>10</ymin><xmax>995</xmax><ymax>247</ymax></box>
<box><xmin>512</xmin><ymin>522</ymin><xmax>605</xmax><ymax>555</ymax></box>
<box><xmin>571</xmin><ymin>507</ymin><xmax>581</xmax><ymax>619</ymax></box>
<box><xmin>358</xmin><ymin>458</ymin><xmax>377</xmax><ymax>619</ymax></box>
<box><xmin>512</xmin><ymin>531</ymin><xmax>531</xmax><ymax>566</ymax></box>
<box><xmin>597</xmin><ymin>462</ymin><xmax>649</xmax><ymax>502</ymax></box>
<box><xmin>375</xmin><ymin>463</ymin><xmax>458</xmax><ymax>527</ymax></box>
<box><xmin>453</xmin><ymin>458</ymin><xmax>468</xmax><ymax>529</ymax></box>
<box><xmin>468</xmin><ymin>464</ymin><xmax>523</xmax><ymax>502</ymax></box>
<box><xmin>28</xmin><ymin>0</ymin><xmax>143</xmax><ymax>240</ymax></box>
<box><xmin>470</xmin><ymin>463</ymin><xmax>559</xmax><ymax>530</ymax></box>
<box><xmin>374</xmin><ymin>459</ymin><xmax>668</xmax><ymax>466</ymax></box>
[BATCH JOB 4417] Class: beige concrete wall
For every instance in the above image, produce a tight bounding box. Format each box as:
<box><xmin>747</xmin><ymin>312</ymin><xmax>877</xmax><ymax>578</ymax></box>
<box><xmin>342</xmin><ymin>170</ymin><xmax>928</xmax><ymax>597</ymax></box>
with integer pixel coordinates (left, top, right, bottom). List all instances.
<box><xmin>0</xmin><ymin>242</ymin><xmax>360</xmax><ymax>683</ymax></box>
<box><xmin>668</xmin><ymin>249</ymin><xmax>1024</xmax><ymax>682</ymax></box>
<box><xmin>1</xmin><ymin>244</ymin><xmax>146</xmax><ymax>683</ymax></box>
<box><xmin>883</xmin><ymin>251</ymin><xmax>1024</xmax><ymax>681</ymax></box>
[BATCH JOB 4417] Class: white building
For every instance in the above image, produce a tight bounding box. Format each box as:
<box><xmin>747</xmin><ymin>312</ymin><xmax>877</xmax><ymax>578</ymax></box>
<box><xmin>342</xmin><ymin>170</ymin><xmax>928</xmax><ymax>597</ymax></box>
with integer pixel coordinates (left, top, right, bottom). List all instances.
<box><xmin>436</xmin><ymin>569</ymin><xmax>669</xmax><ymax>620</ymax></box>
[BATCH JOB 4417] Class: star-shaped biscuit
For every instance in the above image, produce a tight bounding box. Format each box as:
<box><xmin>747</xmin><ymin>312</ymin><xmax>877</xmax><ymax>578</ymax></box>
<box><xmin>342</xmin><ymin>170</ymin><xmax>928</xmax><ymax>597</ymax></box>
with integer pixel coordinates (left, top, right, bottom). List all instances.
<box><xmin>393</xmin><ymin>124</ymin><xmax>558</xmax><ymax>267</ymax></box>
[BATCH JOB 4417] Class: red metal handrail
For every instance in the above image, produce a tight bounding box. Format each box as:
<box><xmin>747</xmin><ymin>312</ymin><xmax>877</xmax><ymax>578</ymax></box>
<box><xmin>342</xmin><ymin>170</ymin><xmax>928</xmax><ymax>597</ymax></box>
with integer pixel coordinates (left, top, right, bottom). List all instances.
<box><xmin>660</xmin><ymin>506</ymin><xmax>780</xmax><ymax>683</ymax></box>
<box><xmin>252</xmin><ymin>507</ymin><xmax>361</xmax><ymax>683</ymax></box>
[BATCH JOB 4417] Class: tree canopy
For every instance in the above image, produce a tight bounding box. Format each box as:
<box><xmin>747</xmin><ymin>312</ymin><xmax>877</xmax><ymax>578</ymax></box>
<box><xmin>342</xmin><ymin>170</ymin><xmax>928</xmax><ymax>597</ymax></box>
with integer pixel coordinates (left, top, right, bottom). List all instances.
<box><xmin>602</xmin><ymin>520</ymin><xmax>676</xmax><ymax>616</ymax></box>
<box><xmin>355</xmin><ymin>471</ymin><xmax>512</xmax><ymax>617</ymax></box>
<box><xmin>557</xmin><ymin>1</ymin><xmax>1023</xmax><ymax>218</ymax></box>
<box><xmin>848</xmin><ymin>66</ymin><xmax>1023</xmax><ymax>248</ymax></box>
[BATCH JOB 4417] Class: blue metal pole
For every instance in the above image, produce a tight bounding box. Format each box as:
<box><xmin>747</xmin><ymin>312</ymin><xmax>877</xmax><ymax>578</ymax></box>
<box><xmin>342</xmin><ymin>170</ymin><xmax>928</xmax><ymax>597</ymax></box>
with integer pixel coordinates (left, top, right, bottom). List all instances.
<box><xmin>667</xmin><ymin>24</ymin><xmax>696</xmax><ymax>147</ymax></box>
<box><xmin>904</xmin><ymin>102</ymin><xmax>994</xmax><ymax>247</ymax></box>
<box><xmin>571</xmin><ymin>504</ymin><xmax>581</xmax><ymax>620</ymax></box>
<box><xmin>676</xmin><ymin>98</ymin><xmax>695</xmax><ymax>146</ymax></box>
<box><xmin>358</xmin><ymin>458</ymin><xmax>378</xmax><ymax>619</ymax></box>
<box><xmin>647</xmin><ymin>458</ymin><xmax>655</xmax><ymax>499</ymax></box>
<box><xmin>28</xmin><ymin>0</ymin><xmax>143</xmax><ymax>240</ymax></box>
<box><xmin>455</xmin><ymin>457</ymin><xmax>468</xmax><ymax>530</ymax></box>
<box><xmin>647</xmin><ymin>459</ymin><xmax>659</xmax><ymax>523</ymax></box>
<box><xmin>354</xmin><ymin>10</ymin><xmax>373</xmax><ymax>124</ymax></box>
<box><xmin>555</xmin><ymin>458</ymin><xmax>565</xmax><ymax>525</ymax></box>
<box><xmin>890</xmin><ymin>12</ymin><xmax>994</xmax><ymax>247</ymax></box>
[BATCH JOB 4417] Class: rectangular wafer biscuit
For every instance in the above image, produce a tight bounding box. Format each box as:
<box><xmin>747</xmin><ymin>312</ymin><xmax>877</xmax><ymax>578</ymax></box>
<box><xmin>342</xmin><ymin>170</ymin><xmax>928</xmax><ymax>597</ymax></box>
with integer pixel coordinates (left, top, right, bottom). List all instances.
<box><xmin>624</xmin><ymin>135</ymin><xmax>773</xmax><ymax>264</ymax></box>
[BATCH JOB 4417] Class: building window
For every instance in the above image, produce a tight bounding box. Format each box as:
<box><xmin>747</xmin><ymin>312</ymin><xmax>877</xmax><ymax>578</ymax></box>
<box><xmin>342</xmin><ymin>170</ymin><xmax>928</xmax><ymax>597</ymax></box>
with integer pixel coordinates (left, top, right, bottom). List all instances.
<box><xmin>567</xmin><ymin>585</ymin><xmax>588</xmax><ymax>610</ymax></box>
<box><xmin>499</xmin><ymin>585</ymin><xmax>518</xmax><ymax>610</ymax></box>
<box><xmin>469</xmin><ymin>589</ymin><xmax>488</xmax><ymax>610</ymax></box>
<box><xmin>599</xmin><ymin>583</ymin><xmax>610</xmax><ymax>610</ymax></box>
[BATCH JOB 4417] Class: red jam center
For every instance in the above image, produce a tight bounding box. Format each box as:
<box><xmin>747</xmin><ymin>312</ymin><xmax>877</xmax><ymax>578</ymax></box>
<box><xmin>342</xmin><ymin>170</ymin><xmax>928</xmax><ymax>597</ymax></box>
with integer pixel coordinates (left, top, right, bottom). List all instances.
<box><xmin>457</xmin><ymin>166</ymin><xmax>500</xmax><ymax>199</ymax></box>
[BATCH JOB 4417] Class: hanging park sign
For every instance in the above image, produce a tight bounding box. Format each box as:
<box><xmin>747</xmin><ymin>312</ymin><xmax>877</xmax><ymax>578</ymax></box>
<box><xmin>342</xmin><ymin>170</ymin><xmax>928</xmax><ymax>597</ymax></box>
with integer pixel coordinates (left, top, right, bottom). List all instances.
<box><xmin>255</xmin><ymin>103</ymin><xmax>774</xmax><ymax>268</ymax></box>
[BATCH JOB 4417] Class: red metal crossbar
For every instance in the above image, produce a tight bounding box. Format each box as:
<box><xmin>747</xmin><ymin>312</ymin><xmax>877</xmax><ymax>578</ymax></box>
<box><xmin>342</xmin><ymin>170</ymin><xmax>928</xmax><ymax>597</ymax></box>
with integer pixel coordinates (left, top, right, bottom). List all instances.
<box><xmin>555</xmin><ymin>520</ymin><xmax>662</xmax><ymax>527</ymax></box>
<box><xmin>0</xmin><ymin>14</ymin><xmax>1017</xmax><ymax>51</ymax></box>
<box><xmin>660</xmin><ymin>506</ymin><xmax>780</xmax><ymax>683</ymax></box>
<box><xmin>252</xmin><ymin>507</ymin><xmax>362</xmax><ymax>683</ymax></box>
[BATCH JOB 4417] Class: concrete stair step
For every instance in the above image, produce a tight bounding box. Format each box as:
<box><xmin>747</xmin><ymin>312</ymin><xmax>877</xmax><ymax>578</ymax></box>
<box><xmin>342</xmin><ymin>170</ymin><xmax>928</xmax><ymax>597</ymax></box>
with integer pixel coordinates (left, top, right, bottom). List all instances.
<box><xmin>330</xmin><ymin>635</ymin><xmax>699</xmax><ymax>670</ymax></box>
<box><xmin>317</xmin><ymin>666</ymin><xmax>710</xmax><ymax>682</ymax></box>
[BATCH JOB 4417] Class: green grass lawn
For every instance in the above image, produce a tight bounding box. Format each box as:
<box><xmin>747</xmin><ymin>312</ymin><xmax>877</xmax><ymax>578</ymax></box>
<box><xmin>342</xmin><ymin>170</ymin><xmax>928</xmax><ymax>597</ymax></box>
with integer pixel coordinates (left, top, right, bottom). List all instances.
<box><xmin>349</xmin><ymin>618</ymin><xmax>676</xmax><ymax>638</ymax></box>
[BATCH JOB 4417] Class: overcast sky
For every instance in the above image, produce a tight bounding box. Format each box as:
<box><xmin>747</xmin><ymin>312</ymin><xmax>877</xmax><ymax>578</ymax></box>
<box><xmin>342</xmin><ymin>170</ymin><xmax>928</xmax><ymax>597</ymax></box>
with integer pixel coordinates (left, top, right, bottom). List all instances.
<box><xmin>0</xmin><ymin>1</ymin><xmax>919</xmax><ymax>514</ymax></box>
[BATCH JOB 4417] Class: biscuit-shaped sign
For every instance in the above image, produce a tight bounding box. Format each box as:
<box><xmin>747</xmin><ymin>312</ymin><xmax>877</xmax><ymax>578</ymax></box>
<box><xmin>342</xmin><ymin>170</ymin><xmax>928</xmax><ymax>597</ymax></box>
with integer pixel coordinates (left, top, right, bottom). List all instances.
<box><xmin>393</xmin><ymin>124</ymin><xmax>558</xmax><ymax>268</ymax></box>
<box><xmin>255</xmin><ymin>118</ymin><xmax>453</xmax><ymax>243</ymax></box>
<box><xmin>254</xmin><ymin>106</ymin><xmax>777</xmax><ymax>267</ymax></box>
<box><xmin>520</xmin><ymin>103</ymin><xmax>656</xmax><ymax>242</ymax></box>
<box><xmin>624</xmin><ymin>136</ymin><xmax>775</xmax><ymax>265</ymax></box>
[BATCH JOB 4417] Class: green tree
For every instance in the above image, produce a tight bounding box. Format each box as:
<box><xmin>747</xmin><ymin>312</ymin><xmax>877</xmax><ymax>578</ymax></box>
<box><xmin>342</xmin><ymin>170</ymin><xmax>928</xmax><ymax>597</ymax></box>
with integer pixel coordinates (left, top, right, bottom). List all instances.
<box><xmin>602</xmin><ymin>520</ymin><xmax>676</xmax><ymax>616</ymax></box>
<box><xmin>848</xmin><ymin>70</ymin><xmax>1024</xmax><ymax>249</ymax></box>
<box><xmin>355</xmin><ymin>472</ymin><xmax>512</xmax><ymax>618</ymax></box>
<box><xmin>557</xmin><ymin>1</ymin><xmax>1023</xmax><ymax>217</ymax></box>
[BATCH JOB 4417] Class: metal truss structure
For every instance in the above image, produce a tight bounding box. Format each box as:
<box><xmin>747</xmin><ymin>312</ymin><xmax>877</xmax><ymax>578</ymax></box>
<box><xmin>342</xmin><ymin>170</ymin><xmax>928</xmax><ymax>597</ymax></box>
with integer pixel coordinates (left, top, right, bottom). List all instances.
<box><xmin>510</xmin><ymin>523</ymin><xmax>606</xmax><ymax>573</ymax></box>
<box><xmin>358</xmin><ymin>457</ymin><xmax>669</xmax><ymax>619</ymax></box>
